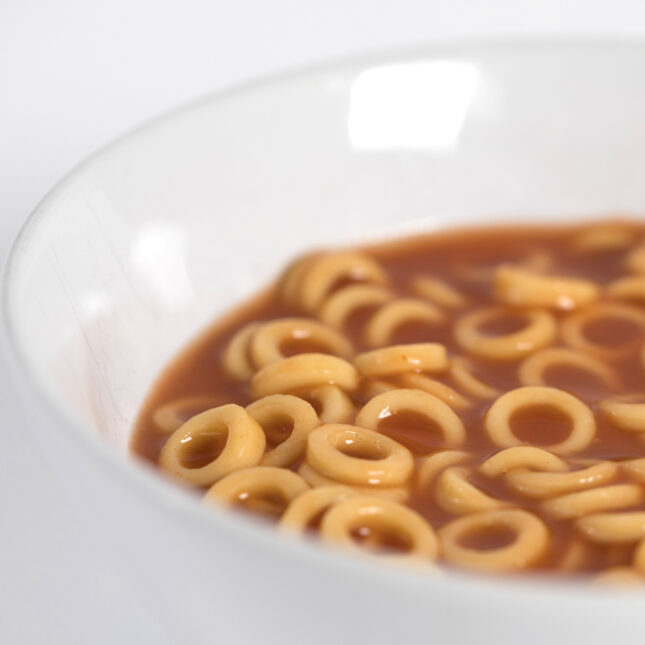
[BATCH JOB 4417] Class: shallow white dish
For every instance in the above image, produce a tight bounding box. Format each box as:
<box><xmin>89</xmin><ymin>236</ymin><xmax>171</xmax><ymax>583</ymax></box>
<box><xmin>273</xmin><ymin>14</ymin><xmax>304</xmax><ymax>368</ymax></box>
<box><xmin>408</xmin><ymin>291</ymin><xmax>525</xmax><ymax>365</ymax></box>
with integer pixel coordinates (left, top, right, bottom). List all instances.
<box><xmin>5</xmin><ymin>40</ymin><xmax>645</xmax><ymax>644</ymax></box>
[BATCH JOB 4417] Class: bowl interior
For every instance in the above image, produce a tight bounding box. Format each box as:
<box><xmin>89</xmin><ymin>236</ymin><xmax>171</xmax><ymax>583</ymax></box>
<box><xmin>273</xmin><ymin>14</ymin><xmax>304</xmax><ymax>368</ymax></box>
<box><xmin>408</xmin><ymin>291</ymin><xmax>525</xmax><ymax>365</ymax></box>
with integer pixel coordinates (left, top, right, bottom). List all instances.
<box><xmin>7</xmin><ymin>42</ymin><xmax>645</xmax><ymax>454</ymax></box>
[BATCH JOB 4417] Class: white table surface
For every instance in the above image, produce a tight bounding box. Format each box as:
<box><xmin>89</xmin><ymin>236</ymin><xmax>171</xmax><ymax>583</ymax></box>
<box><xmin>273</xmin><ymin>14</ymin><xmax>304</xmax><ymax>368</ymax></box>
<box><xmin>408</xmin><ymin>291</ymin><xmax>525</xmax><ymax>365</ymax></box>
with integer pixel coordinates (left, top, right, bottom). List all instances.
<box><xmin>3</xmin><ymin>1</ymin><xmax>645</xmax><ymax>642</ymax></box>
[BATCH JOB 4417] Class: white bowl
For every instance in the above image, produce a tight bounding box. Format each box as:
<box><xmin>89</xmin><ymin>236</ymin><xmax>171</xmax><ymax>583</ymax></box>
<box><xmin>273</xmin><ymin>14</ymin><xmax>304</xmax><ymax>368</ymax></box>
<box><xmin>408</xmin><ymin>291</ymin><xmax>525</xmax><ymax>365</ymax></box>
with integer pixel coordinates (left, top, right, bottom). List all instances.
<box><xmin>5</xmin><ymin>40</ymin><xmax>645</xmax><ymax>644</ymax></box>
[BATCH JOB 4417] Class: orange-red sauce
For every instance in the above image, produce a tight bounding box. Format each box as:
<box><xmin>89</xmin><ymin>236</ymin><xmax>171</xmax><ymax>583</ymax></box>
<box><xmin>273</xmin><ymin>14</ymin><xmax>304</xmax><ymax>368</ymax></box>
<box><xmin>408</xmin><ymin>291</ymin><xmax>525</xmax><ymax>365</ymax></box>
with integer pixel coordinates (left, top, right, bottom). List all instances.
<box><xmin>131</xmin><ymin>221</ymin><xmax>645</xmax><ymax>575</ymax></box>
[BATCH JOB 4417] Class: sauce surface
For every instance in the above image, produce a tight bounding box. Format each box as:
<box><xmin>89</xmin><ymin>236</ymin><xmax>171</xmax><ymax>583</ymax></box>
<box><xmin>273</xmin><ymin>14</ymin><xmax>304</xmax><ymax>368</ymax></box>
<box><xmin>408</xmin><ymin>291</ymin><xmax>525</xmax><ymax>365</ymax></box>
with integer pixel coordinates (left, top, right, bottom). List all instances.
<box><xmin>132</xmin><ymin>221</ymin><xmax>645</xmax><ymax>579</ymax></box>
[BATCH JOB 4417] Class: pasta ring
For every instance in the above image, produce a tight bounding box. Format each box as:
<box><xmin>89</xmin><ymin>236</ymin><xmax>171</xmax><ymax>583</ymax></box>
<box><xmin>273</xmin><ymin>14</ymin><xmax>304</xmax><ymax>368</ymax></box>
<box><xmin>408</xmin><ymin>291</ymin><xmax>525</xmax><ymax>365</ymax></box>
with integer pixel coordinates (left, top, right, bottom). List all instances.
<box><xmin>152</xmin><ymin>394</ymin><xmax>224</xmax><ymax>434</ymax></box>
<box><xmin>365</xmin><ymin>299</ymin><xmax>444</xmax><ymax>348</ymax></box>
<box><xmin>306</xmin><ymin>385</ymin><xmax>355</xmax><ymax>424</ymax></box>
<box><xmin>607</xmin><ymin>275</ymin><xmax>645</xmax><ymax>303</ymax></box>
<box><xmin>306</xmin><ymin>424</ymin><xmax>414</xmax><ymax>487</ymax></box>
<box><xmin>560</xmin><ymin>303</ymin><xmax>645</xmax><ymax>360</ymax></box>
<box><xmin>222</xmin><ymin>322</ymin><xmax>262</xmax><ymax>380</ymax></box>
<box><xmin>458</xmin><ymin>251</ymin><xmax>553</xmax><ymax>287</ymax></box>
<box><xmin>592</xmin><ymin>567</ymin><xmax>645</xmax><ymax>586</ymax></box>
<box><xmin>356</xmin><ymin>388</ymin><xmax>466</xmax><ymax>447</ymax></box>
<box><xmin>409</xmin><ymin>276</ymin><xmax>467</xmax><ymax>308</ymax></box>
<box><xmin>434</xmin><ymin>466</ymin><xmax>508</xmax><ymax>516</ymax></box>
<box><xmin>297</xmin><ymin>252</ymin><xmax>389</xmax><ymax>312</ymax></box>
<box><xmin>279</xmin><ymin>485</ymin><xmax>359</xmax><ymax>533</ymax></box>
<box><xmin>518</xmin><ymin>347</ymin><xmax>619</xmax><ymax>389</ymax></box>
<box><xmin>250</xmin><ymin>318</ymin><xmax>354</xmax><ymax>368</ymax></box>
<box><xmin>439</xmin><ymin>509</ymin><xmax>549</xmax><ymax>572</ymax></box>
<box><xmin>417</xmin><ymin>450</ymin><xmax>471</xmax><ymax>490</ymax></box>
<box><xmin>485</xmin><ymin>386</ymin><xmax>595</xmax><ymax>454</ymax></box>
<box><xmin>454</xmin><ymin>306</ymin><xmax>556</xmax><ymax>361</ymax></box>
<box><xmin>505</xmin><ymin>461</ymin><xmax>618</xmax><ymax>499</ymax></box>
<box><xmin>448</xmin><ymin>356</ymin><xmax>501</xmax><ymax>400</ymax></box>
<box><xmin>479</xmin><ymin>446</ymin><xmax>569</xmax><ymax>478</ymax></box>
<box><xmin>540</xmin><ymin>484</ymin><xmax>644</xmax><ymax>520</ymax></box>
<box><xmin>625</xmin><ymin>243</ymin><xmax>645</xmax><ymax>274</ymax></box>
<box><xmin>245</xmin><ymin>395</ymin><xmax>320</xmax><ymax>468</ymax></box>
<box><xmin>522</xmin><ymin>250</ymin><xmax>555</xmax><ymax>273</ymax></box>
<box><xmin>320</xmin><ymin>496</ymin><xmax>439</xmax><ymax>561</ymax></box>
<box><xmin>250</xmin><ymin>353</ymin><xmax>359</xmax><ymax>398</ymax></box>
<box><xmin>318</xmin><ymin>284</ymin><xmax>393</xmax><ymax>328</ymax></box>
<box><xmin>573</xmin><ymin>225</ymin><xmax>635</xmax><ymax>252</ymax></box>
<box><xmin>354</xmin><ymin>343</ymin><xmax>448</xmax><ymax>377</ymax></box>
<box><xmin>576</xmin><ymin>512</ymin><xmax>645</xmax><ymax>544</ymax></box>
<box><xmin>159</xmin><ymin>405</ymin><xmax>266</xmax><ymax>487</ymax></box>
<box><xmin>558</xmin><ymin>538</ymin><xmax>593</xmax><ymax>572</ymax></box>
<box><xmin>397</xmin><ymin>373</ymin><xmax>471</xmax><ymax>410</ymax></box>
<box><xmin>633</xmin><ymin>539</ymin><xmax>645</xmax><ymax>573</ymax></box>
<box><xmin>493</xmin><ymin>265</ymin><xmax>598</xmax><ymax>311</ymax></box>
<box><xmin>297</xmin><ymin>463</ymin><xmax>409</xmax><ymax>502</ymax></box>
<box><xmin>621</xmin><ymin>458</ymin><xmax>645</xmax><ymax>484</ymax></box>
<box><xmin>279</xmin><ymin>253</ymin><xmax>321</xmax><ymax>306</ymax></box>
<box><xmin>360</xmin><ymin>378</ymin><xmax>399</xmax><ymax>400</ymax></box>
<box><xmin>204</xmin><ymin>466</ymin><xmax>309</xmax><ymax>512</ymax></box>
<box><xmin>599</xmin><ymin>396</ymin><xmax>645</xmax><ymax>433</ymax></box>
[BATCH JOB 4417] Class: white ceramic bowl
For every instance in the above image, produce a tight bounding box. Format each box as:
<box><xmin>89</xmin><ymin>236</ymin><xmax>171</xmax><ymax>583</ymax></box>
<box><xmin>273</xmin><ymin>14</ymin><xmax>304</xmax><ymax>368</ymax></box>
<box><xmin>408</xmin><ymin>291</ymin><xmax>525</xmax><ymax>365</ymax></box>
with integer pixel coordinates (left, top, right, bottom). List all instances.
<box><xmin>5</xmin><ymin>41</ymin><xmax>645</xmax><ymax>644</ymax></box>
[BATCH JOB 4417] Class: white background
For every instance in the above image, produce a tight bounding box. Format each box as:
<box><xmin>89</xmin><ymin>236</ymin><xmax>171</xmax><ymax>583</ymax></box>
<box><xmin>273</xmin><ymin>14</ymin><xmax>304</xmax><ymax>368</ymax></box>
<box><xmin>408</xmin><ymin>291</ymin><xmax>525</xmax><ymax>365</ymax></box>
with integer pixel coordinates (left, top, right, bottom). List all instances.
<box><xmin>3</xmin><ymin>1</ymin><xmax>645</xmax><ymax>642</ymax></box>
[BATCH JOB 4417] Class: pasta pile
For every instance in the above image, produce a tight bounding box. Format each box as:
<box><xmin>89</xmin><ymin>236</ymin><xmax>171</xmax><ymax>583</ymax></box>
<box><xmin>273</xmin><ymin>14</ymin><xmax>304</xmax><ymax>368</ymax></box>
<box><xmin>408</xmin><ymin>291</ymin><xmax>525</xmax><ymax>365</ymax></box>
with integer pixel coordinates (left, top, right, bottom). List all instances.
<box><xmin>136</xmin><ymin>223</ymin><xmax>645</xmax><ymax>580</ymax></box>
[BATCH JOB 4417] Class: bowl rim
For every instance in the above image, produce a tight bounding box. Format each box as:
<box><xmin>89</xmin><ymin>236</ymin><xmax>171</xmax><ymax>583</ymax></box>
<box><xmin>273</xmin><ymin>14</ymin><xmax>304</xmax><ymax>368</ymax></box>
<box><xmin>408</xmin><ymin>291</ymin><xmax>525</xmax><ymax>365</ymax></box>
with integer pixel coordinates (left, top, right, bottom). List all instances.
<box><xmin>5</xmin><ymin>36</ymin><xmax>645</xmax><ymax>603</ymax></box>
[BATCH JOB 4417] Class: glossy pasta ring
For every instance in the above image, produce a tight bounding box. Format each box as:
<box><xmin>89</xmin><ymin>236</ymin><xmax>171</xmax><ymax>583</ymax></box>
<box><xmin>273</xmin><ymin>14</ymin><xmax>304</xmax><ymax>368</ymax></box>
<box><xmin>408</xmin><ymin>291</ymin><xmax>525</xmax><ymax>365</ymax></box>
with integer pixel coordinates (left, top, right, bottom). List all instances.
<box><xmin>540</xmin><ymin>484</ymin><xmax>644</xmax><ymax>520</ymax></box>
<box><xmin>493</xmin><ymin>264</ymin><xmax>598</xmax><ymax>311</ymax></box>
<box><xmin>484</xmin><ymin>386</ymin><xmax>595</xmax><ymax>455</ymax></box>
<box><xmin>306</xmin><ymin>424</ymin><xmax>414</xmax><ymax>487</ymax></box>
<box><xmin>416</xmin><ymin>450</ymin><xmax>472</xmax><ymax>490</ymax></box>
<box><xmin>518</xmin><ymin>347</ymin><xmax>619</xmax><ymax>390</ymax></box>
<box><xmin>152</xmin><ymin>394</ymin><xmax>225</xmax><ymax>434</ymax></box>
<box><xmin>479</xmin><ymin>446</ymin><xmax>569</xmax><ymax>479</ymax></box>
<box><xmin>397</xmin><ymin>372</ymin><xmax>471</xmax><ymax>411</ymax></box>
<box><xmin>222</xmin><ymin>322</ymin><xmax>262</xmax><ymax>380</ymax></box>
<box><xmin>250</xmin><ymin>353</ymin><xmax>359</xmax><ymax>398</ymax></box>
<box><xmin>365</xmin><ymin>299</ymin><xmax>444</xmax><ymax>348</ymax></box>
<box><xmin>304</xmin><ymin>385</ymin><xmax>355</xmax><ymax>424</ymax></box>
<box><xmin>320</xmin><ymin>496</ymin><xmax>439</xmax><ymax>561</ymax></box>
<box><xmin>353</xmin><ymin>343</ymin><xmax>448</xmax><ymax>377</ymax></box>
<box><xmin>279</xmin><ymin>253</ymin><xmax>321</xmax><ymax>307</ymax></box>
<box><xmin>434</xmin><ymin>466</ymin><xmax>507</xmax><ymax>516</ymax></box>
<box><xmin>250</xmin><ymin>318</ymin><xmax>354</xmax><ymax>368</ymax></box>
<box><xmin>297</xmin><ymin>462</ymin><xmax>410</xmax><ymax>502</ymax></box>
<box><xmin>204</xmin><ymin>466</ymin><xmax>309</xmax><ymax>514</ymax></box>
<box><xmin>576</xmin><ymin>512</ymin><xmax>645</xmax><ymax>544</ymax></box>
<box><xmin>439</xmin><ymin>509</ymin><xmax>549</xmax><ymax>571</ymax></box>
<box><xmin>504</xmin><ymin>461</ymin><xmax>618</xmax><ymax>499</ymax></box>
<box><xmin>607</xmin><ymin>275</ymin><xmax>645</xmax><ymax>303</ymax></box>
<box><xmin>621</xmin><ymin>458</ymin><xmax>645</xmax><ymax>483</ymax></box>
<box><xmin>359</xmin><ymin>378</ymin><xmax>399</xmax><ymax>400</ymax></box>
<box><xmin>625</xmin><ymin>243</ymin><xmax>645</xmax><ymax>274</ymax></box>
<box><xmin>297</xmin><ymin>252</ymin><xmax>389</xmax><ymax>312</ymax></box>
<box><xmin>356</xmin><ymin>388</ymin><xmax>466</xmax><ymax>447</ymax></box>
<box><xmin>448</xmin><ymin>356</ymin><xmax>500</xmax><ymax>400</ymax></box>
<box><xmin>558</xmin><ymin>538</ymin><xmax>593</xmax><ymax>573</ymax></box>
<box><xmin>454</xmin><ymin>306</ymin><xmax>556</xmax><ymax>361</ymax></box>
<box><xmin>245</xmin><ymin>394</ymin><xmax>320</xmax><ymax>468</ymax></box>
<box><xmin>279</xmin><ymin>485</ymin><xmax>359</xmax><ymax>533</ymax></box>
<box><xmin>599</xmin><ymin>395</ymin><xmax>645</xmax><ymax>434</ymax></box>
<box><xmin>560</xmin><ymin>302</ymin><xmax>645</xmax><ymax>360</ymax></box>
<box><xmin>409</xmin><ymin>276</ymin><xmax>467</xmax><ymax>308</ymax></box>
<box><xmin>159</xmin><ymin>404</ymin><xmax>266</xmax><ymax>487</ymax></box>
<box><xmin>318</xmin><ymin>284</ymin><xmax>393</xmax><ymax>328</ymax></box>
